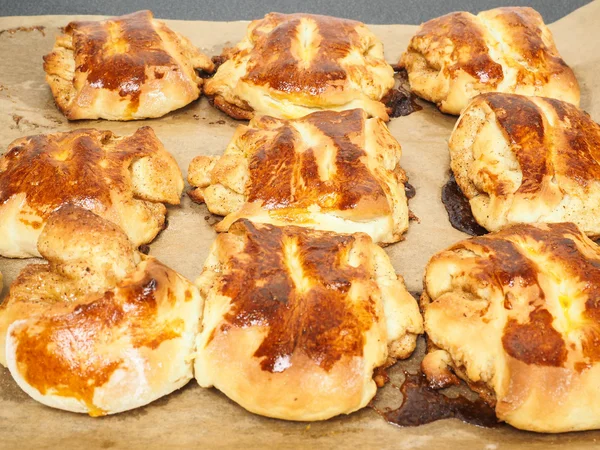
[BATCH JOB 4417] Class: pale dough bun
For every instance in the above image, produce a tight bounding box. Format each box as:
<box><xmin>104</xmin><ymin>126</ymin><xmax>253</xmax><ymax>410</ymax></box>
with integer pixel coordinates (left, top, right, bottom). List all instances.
<box><xmin>44</xmin><ymin>10</ymin><xmax>214</xmax><ymax>120</ymax></box>
<box><xmin>401</xmin><ymin>7</ymin><xmax>579</xmax><ymax>115</ymax></box>
<box><xmin>450</xmin><ymin>93</ymin><xmax>600</xmax><ymax>236</ymax></box>
<box><xmin>204</xmin><ymin>13</ymin><xmax>395</xmax><ymax>121</ymax></box>
<box><xmin>188</xmin><ymin>109</ymin><xmax>409</xmax><ymax>244</ymax></box>
<box><xmin>194</xmin><ymin>220</ymin><xmax>423</xmax><ymax>421</ymax></box>
<box><xmin>0</xmin><ymin>126</ymin><xmax>183</xmax><ymax>258</ymax></box>
<box><xmin>0</xmin><ymin>206</ymin><xmax>202</xmax><ymax>416</ymax></box>
<box><xmin>422</xmin><ymin>222</ymin><xmax>600</xmax><ymax>432</ymax></box>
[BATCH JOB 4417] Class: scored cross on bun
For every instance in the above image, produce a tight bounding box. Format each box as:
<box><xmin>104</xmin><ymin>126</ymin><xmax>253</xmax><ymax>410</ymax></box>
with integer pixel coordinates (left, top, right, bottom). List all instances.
<box><xmin>204</xmin><ymin>12</ymin><xmax>395</xmax><ymax>121</ymax></box>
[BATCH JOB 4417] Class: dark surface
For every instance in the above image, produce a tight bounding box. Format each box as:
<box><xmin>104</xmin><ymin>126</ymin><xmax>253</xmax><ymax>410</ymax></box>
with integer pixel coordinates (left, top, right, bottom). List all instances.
<box><xmin>376</xmin><ymin>371</ymin><xmax>499</xmax><ymax>428</ymax></box>
<box><xmin>0</xmin><ymin>0</ymin><xmax>592</xmax><ymax>24</ymax></box>
<box><xmin>441</xmin><ymin>173</ymin><xmax>488</xmax><ymax>237</ymax></box>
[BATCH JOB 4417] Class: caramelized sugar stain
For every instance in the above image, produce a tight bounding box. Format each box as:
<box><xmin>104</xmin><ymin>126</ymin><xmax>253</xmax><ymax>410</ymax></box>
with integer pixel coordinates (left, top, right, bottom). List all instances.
<box><xmin>375</xmin><ymin>371</ymin><xmax>498</xmax><ymax>428</ymax></box>
<box><xmin>384</xmin><ymin>69</ymin><xmax>422</xmax><ymax>118</ymax></box>
<box><xmin>220</xmin><ymin>220</ymin><xmax>378</xmax><ymax>372</ymax></box>
<box><xmin>441</xmin><ymin>172</ymin><xmax>487</xmax><ymax>236</ymax></box>
<box><xmin>247</xmin><ymin>109</ymin><xmax>387</xmax><ymax>213</ymax></box>
<box><xmin>404</xmin><ymin>182</ymin><xmax>416</xmax><ymax>200</ymax></box>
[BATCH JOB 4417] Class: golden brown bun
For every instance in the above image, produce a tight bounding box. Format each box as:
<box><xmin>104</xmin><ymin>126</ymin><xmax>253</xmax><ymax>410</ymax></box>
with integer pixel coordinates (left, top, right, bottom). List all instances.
<box><xmin>204</xmin><ymin>13</ymin><xmax>395</xmax><ymax>121</ymax></box>
<box><xmin>0</xmin><ymin>206</ymin><xmax>202</xmax><ymax>416</ymax></box>
<box><xmin>43</xmin><ymin>10</ymin><xmax>214</xmax><ymax>120</ymax></box>
<box><xmin>188</xmin><ymin>109</ymin><xmax>409</xmax><ymax>244</ymax></box>
<box><xmin>422</xmin><ymin>222</ymin><xmax>600</xmax><ymax>432</ymax></box>
<box><xmin>401</xmin><ymin>7</ymin><xmax>580</xmax><ymax>115</ymax></box>
<box><xmin>450</xmin><ymin>93</ymin><xmax>600</xmax><ymax>236</ymax></box>
<box><xmin>194</xmin><ymin>220</ymin><xmax>423</xmax><ymax>421</ymax></box>
<box><xmin>0</xmin><ymin>127</ymin><xmax>183</xmax><ymax>258</ymax></box>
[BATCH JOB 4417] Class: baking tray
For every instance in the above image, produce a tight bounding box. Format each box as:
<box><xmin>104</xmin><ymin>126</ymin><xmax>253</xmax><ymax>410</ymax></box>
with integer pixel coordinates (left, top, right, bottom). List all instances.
<box><xmin>1</xmin><ymin>2</ymin><xmax>600</xmax><ymax>447</ymax></box>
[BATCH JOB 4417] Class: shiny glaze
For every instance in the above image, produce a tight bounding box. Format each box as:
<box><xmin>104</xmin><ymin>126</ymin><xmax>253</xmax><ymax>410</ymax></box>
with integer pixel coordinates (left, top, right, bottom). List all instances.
<box><xmin>414</xmin><ymin>12</ymin><xmax>504</xmax><ymax>85</ymax></box>
<box><xmin>67</xmin><ymin>10</ymin><xmax>176</xmax><ymax>111</ymax></box>
<box><xmin>244</xmin><ymin>13</ymin><xmax>361</xmax><ymax>96</ymax></box>
<box><xmin>447</xmin><ymin>223</ymin><xmax>600</xmax><ymax>368</ymax></box>
<box><xmin>0</xmin><ymin>127</ymin><xmax>159</xmax><ymax>217</ymax></box>
<box><xmin>481</xmin><ymin>94</ymin><xmax>600</xmax><ymax>194</ymax></box>
<box><xmin>12</xmin><ymin>259</ymin><xmax>182</xmax><ymax>415</ymax></box>
<box><xmin>247</xmin><ymin>109</ymin><xmax>388</xmax><ymax>212</ymax></box>
<box><xmin>219</xmin><ymin>220</ymin><xmax>378</xmax><ymax>372</ymax></box>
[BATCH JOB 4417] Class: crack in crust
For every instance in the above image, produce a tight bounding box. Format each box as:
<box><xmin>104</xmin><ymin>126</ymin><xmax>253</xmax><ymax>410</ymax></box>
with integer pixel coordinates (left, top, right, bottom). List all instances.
<box><xmin>422</xmin><ymin>222</ymin><xmax>600</xmax><ymax>432</ymax></box>
<box><xmin>450</xmin><ymin>93</ymin><xmax>600</xmax><ymax>236</ymax></box>
<box><xmin>204</xmin><ymin>13</ymin><xmax>395</xmax><ymax>121</ymax></box>
<box><xmin>187</xmin><ymin>109</ymin><xmax>409</xmax><ymax>244</ymax></box>
<box><xmin>43</xmin><ymin>10</ymin><xmax>214</xmax><ymax>120</ymax></box>
<box><xmin>0</xmin><ymin>126</ymin><xmax>184</xmax><ymax>258</ymax></box>
<box><xmin>400</xmin><ymin>7</ymin><xmax>579</xmax><ymax>115</ymax></box>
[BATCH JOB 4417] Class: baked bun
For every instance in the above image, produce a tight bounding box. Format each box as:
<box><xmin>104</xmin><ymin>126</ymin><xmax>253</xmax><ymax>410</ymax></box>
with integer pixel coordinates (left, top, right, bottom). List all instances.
<box><xmin>204</xmin><ymin>13</ymin><xmax>394</xmax><ymax>121</ymax></box>
<box><xmin>450</xmin><ymin>93</ymin><xmax>600</xmax><ymax>236</ymax></box>
<box><xmin>0</xmin><ymin>206</ymin><xmax>202</xmax><ymax>416</ymax></box>
<box><xmin>400</xmin><ymin>7</ymin><xmax>579</xmax><ymax>115</ymax></box>
<box><xmin>194</xmin><ymin>220</ymin><xmax>423</xmax><ymax>421</ymax></box>
<box><xmin>188</xmin><ymin>109</ymin><xmax>409</xmax><ymax>244</ymax></box>
<box><xmin>422</xmin><ymin>222</ymin><xmax>600</xmax><ymax>432</ymax></box>
<box><xmin>0</xmin><ymin>127</ymin><xmax>183</xmax><ymax>258</ymax></box>
<box><xmin>43</xmin><ymin>10</ymin><xmax>214</xmax><ymax>120</ymax></box>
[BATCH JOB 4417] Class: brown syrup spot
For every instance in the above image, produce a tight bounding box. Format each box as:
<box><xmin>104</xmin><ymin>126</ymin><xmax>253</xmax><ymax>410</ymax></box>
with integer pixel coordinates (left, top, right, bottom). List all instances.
<box><xmin>404</xmin><ymin>182</ymin><xmax>416</xmax><ymax>200</ymax></box>
<box><xmin>0</xmin><ymin>26</ymin><xmax>46</xmax><ymax>37</ymax></box>
<box><xmin>12</xmin><ymin>261</ymin><xmax>181</xmax><ymax>414</ymax></box>
<box><xmin>378</xmin><ymin>371</ymin><xmax>498</xmax><ymax>428</ymax></box>
<box><xmin>384</xmin><ymin>69</ymin><xmax>422</xmax><ymax>118</ymax></box>
<box><xmin>211</xmin><ymin>54</ymin><xmax>228</xmax><ymax>71</ymax></box>
<box><xmin>247</xmin><ymin>109</ymin><xmax>387</xmax><ymax>214</ymax></box>
<box><xmin>219</xmin><ymin>220</ymin><xmax>377</xmax><ymax>372</ymax></box>
<box><xmin>373</xmin><ymin>366</ymin><xmax>390</xmax><ymax>388</ymax></box>
<box><xmin>442</xmin><ymin>172</ymin><xmax>487</xmax><ymax>236</ymax></box>
<box><xmin>385</xmin><ymin>87</ymin><xmax>422</xmax><ymax>118</ymax></box>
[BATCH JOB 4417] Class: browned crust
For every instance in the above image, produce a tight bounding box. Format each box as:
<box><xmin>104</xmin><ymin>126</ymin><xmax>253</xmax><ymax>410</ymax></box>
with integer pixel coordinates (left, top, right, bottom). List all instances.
<box><xmin>245</xmin><ymin>109</ymin><xmax>388</xmax><ymax>214</ymax></box>
<box><xmin>208</xmin><ymin>94</ymin><xmax>254</xmax><ymax>121</ymax></box>
<box><xmin>216</xmin><ymin>219</ymin><xmax>379</xmax><ymax>373</ymax></box>
<box><xmin>0</xmin><ymin>127</ymin><xmax>174</xmax><ymax>217</ymax></box>
<box><xmin>241</xmin><ymin>13</ymin><xmax>362</xmax><ymax>96</ymax></box>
